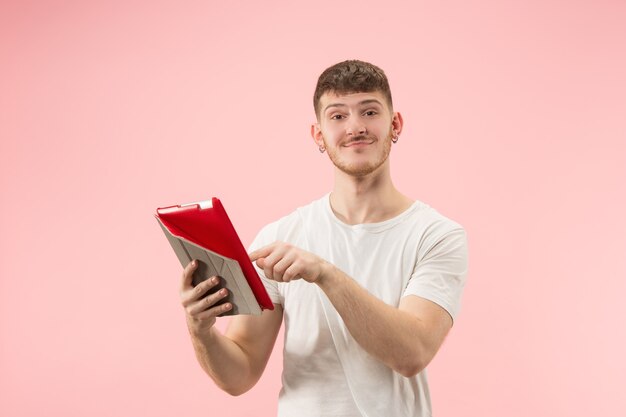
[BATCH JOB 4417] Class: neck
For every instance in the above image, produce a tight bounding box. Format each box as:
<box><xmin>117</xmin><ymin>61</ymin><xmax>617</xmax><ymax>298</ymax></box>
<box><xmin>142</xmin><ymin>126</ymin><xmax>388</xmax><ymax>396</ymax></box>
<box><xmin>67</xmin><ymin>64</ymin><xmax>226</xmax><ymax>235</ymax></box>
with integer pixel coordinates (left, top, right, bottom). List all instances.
<box><xmin>330</xmin><ymin>160</ymin><xmax>413</xmax><ymax>225</ymax></box>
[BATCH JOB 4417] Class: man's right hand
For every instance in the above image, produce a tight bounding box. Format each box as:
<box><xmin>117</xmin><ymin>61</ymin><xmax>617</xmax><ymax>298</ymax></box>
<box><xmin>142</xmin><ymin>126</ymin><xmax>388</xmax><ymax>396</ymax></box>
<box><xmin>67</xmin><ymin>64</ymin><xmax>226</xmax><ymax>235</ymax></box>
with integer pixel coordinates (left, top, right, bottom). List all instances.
<box><xmin>179</xmin><ymin>260</ymin><xmax>233</xmax><ymax>335</ymax></box>
<box><xmin>177</xmin><ymin>260</ymin><xmax>283</xmax><ymax>395</ymax></box>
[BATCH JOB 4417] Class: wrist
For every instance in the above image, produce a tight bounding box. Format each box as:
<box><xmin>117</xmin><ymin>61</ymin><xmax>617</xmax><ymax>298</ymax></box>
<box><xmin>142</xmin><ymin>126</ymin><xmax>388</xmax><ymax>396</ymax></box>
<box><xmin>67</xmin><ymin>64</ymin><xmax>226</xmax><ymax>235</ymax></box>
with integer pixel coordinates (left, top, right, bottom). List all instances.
<box><xmin>187</xmin><ymin>318</ymin><xmax>218</xmax><ymax>342</ymax></box>
<box><xmin>316</xmin><ymin>261</ymin><xmax>338</xmax><ymax>288</ymax></box>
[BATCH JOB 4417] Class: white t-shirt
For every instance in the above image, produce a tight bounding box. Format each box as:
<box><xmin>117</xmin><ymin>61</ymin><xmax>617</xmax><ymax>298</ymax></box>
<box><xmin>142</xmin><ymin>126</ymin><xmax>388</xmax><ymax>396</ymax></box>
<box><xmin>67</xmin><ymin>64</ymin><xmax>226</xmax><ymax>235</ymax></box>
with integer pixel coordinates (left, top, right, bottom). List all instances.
<box><xmin>249</xmin><ymin>194</ymin><xmax>468</xmax><ymax>417</ymax></box>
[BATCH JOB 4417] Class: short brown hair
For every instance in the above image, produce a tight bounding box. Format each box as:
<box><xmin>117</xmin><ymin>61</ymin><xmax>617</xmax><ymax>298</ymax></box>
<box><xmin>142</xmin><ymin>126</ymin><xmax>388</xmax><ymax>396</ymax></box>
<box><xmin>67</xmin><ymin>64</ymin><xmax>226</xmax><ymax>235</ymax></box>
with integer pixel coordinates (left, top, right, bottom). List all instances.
<box><xmin>313</xmin><ymin>60</ymin><xmax>393</xmax><ymax>118</ymax></box>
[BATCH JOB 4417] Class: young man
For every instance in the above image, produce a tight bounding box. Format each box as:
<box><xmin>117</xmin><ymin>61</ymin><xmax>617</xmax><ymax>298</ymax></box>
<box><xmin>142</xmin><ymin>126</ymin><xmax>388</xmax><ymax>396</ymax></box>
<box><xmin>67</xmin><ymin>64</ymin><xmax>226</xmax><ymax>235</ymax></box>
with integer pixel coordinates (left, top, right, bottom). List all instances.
<box><xmin>179</xmin><ymin>60</ymin><xmax>468</xmax><ymax>416</ymax></box>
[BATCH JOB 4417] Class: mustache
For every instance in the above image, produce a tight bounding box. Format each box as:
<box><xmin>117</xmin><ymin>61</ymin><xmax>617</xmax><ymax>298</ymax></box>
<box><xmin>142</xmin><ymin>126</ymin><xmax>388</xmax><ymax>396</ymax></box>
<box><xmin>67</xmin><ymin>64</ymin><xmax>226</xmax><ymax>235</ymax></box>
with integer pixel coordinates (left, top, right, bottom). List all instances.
<box><xmin>344</xmin><ymin>135</ymin><xmax>375</xmax><ymax>144</ymax></box>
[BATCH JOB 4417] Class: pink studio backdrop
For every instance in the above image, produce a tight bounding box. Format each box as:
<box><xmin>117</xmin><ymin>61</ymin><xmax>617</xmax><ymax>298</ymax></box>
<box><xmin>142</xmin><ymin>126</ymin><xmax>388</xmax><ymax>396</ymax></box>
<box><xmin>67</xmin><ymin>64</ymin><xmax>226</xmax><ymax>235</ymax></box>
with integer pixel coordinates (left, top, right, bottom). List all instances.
<box><xmin>1</xmin><ymin>1</ymin><xmax>625</xmax><ymax>416</ymax></box>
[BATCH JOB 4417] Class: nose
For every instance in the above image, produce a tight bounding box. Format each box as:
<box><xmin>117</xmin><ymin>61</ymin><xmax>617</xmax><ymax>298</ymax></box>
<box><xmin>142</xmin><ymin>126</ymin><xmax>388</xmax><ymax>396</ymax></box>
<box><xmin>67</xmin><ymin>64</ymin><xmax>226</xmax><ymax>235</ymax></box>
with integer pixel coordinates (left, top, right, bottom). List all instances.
<box><xmin>346</xmin><ymin>120</ymin><xmax>367</xmax><ymax>136</ymax></box>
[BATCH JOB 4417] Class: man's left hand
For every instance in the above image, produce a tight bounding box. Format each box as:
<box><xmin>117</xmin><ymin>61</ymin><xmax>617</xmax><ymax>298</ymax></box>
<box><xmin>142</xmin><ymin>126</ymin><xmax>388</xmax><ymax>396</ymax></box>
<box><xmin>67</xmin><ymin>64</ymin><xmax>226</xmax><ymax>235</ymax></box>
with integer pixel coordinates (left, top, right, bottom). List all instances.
<box><xmin>249</xmin><ymin>242</ymin><xmax>330</xmax><ymax>284</ymax></box>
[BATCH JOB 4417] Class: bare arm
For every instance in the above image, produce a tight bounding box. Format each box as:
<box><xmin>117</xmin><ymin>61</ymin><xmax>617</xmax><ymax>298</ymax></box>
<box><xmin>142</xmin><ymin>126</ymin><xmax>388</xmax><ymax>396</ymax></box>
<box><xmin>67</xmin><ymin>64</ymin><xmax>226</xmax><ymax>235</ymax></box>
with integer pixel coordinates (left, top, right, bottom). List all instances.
<box><xmin>250</xmin><ymin>243</ymin><xmax>452</xmax><ymax>377</ymax></box>
<box><xmin>180</xmin><ymin>260</ymin><xmax>283</xmax><ymax>395</ymax></box>
<box><xmin>316</xmin><ymin>265</ymin><xmax>451</xmax><ymax>377</ymax></box>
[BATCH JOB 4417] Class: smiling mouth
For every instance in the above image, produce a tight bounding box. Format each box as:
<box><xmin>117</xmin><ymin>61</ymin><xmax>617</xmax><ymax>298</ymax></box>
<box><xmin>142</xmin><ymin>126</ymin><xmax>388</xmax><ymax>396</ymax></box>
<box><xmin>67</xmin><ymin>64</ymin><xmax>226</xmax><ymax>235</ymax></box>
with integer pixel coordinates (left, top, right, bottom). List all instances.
<box><xmin>344</xmin><ymin>141</ymin><xmax>373</xmax><ymax>147</ymax></box>
<box><xmin>343</xmin><ymin>136</ymin><xmax>375</xmax><ymax>147</ymax></box>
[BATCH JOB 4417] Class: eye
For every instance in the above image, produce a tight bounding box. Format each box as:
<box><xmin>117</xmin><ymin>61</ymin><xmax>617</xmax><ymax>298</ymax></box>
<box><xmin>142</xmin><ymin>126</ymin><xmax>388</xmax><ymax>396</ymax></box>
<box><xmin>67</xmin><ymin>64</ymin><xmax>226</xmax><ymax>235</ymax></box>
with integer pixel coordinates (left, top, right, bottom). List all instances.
<box><xmin>363</xmin><ymin>110</ymin><xmax>378</xmax><ymax>116</ymax></box>
<box><xmin>330</xmin><ymin>114</ymin><xmax>345</xmax><ymax>120</ymax></box>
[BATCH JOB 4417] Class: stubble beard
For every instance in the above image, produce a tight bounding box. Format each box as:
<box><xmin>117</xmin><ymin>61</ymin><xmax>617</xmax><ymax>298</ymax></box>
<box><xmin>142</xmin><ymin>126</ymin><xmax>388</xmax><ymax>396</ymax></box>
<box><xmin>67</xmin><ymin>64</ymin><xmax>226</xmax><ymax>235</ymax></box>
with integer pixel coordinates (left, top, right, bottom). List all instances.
<box><xmin>324</xmin><ymin>127</ymin><xmax>393</xmax><ymax>177</ymax></box>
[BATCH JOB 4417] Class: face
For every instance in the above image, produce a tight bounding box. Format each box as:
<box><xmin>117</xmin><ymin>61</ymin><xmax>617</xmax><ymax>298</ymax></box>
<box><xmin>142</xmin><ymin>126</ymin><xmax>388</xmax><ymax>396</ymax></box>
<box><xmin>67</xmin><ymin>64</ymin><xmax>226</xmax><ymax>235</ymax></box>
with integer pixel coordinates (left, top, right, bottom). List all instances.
<box><xmin>312</xmin><ymin>91</ymin><xmax>403</xmax><ymax>177</ymax></box>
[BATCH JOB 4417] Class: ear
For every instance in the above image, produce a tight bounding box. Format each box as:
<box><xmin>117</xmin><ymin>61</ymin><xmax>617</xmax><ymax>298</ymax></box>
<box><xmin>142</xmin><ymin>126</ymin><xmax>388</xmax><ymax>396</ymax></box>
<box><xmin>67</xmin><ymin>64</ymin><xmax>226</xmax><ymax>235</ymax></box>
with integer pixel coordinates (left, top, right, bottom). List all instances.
<box><xmin>392</xmin><ymin>112</ymin><xmax>404</xmax><ymax>136</ymax></box>
<box><xmin>311</xmin><ymin>123</ymin><xmax>325</xmax><ymax>148</ymax></box>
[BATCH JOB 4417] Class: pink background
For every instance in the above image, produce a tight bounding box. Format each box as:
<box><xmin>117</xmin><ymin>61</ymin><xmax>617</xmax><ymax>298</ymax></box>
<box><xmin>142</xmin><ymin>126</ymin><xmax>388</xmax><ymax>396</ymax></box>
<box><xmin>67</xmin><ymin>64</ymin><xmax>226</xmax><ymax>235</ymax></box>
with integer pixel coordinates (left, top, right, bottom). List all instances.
<box><xmin>1</xmin><ymin>1</ymin><xmax>625</xmax><ymax>416</ymax></box>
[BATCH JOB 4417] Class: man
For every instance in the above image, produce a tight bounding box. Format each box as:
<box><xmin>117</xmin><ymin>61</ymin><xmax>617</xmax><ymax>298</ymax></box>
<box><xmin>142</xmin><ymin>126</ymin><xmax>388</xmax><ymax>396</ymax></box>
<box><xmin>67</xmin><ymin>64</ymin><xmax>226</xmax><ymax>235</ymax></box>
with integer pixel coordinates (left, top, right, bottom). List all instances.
<box><xmin>179</xmin><ymin>60</ymin><xmax>468</xmax><ymax>416</ymax></box>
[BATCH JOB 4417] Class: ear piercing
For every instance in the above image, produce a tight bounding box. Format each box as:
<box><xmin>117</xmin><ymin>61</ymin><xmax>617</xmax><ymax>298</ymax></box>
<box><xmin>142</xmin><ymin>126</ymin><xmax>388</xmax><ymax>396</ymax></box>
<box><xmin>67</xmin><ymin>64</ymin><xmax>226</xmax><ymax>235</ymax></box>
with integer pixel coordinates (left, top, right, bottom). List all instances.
<box><xmin>319</xmin><ymin>145</ymin><xmax>326</xmax><ymax>153</ymax></box>
<box><xmin>392</xmin><ymin>132</ymin><xmax>399</xmax><ymax>143</ymax></box>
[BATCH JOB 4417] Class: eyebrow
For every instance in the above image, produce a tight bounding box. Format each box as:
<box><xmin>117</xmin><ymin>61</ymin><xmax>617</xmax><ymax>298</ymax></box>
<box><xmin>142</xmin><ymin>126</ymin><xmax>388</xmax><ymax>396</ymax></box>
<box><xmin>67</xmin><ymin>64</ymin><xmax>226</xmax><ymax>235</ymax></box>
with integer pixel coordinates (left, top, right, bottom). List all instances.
<box><xmin>323</xmin><ymin>99</ymin><xmax>383</xmax><ymax>114</ymax></box>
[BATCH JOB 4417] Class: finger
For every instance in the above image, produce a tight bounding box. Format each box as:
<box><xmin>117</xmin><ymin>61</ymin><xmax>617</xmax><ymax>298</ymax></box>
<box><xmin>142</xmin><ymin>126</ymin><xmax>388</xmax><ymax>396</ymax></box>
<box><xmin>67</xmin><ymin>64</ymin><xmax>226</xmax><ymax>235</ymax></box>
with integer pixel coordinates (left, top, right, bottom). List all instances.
<box><xmin>195</xmin><ymin>301</ymin><xmax>233</xmax><ymax>320</ymax></box>
<box><xmin>180</xmin><ymin>276</ymin><xmax>220</xmax><ymax>307</ymax></box>
<box><xmin>180</xmin><ymin>259</ymin><xmax>198</xmax><ymax>292</ymax></box>
<box><xmin>261</xmin><ymin>251</ymin><xmax>283</xmax><ymax>281</ymax></box>
<box><xmin>282</xmin><ymin>262</ymin><xmax>302</xmax><ymax>282</ymax></box>
<box><xmin>261</xmin><ymin>244</ymin><xmax>290</xmax><ymax>280</ymax></box>
<box><xmin>263</xmin><ymin>261</ymin><xmax>273</xmax><ymax>280</ymax></box>
<box><xmin>255</xmin><ymin>257</ymin><xmax>266</xmax><ymax>269</ymax></box>
<box><xmin>272</xmin><ymin>254</ymin><xmax>295</xmax><ymax>282</ymax></box>
<box><xmin>186</xmin><ymin>288</ymin><xmax>230</xmax><ymax>316</ymax></box>
<box><xmin>249</xmin><ymin>244</ymin><xmax>276</xmax><ymax>262</ymax></box>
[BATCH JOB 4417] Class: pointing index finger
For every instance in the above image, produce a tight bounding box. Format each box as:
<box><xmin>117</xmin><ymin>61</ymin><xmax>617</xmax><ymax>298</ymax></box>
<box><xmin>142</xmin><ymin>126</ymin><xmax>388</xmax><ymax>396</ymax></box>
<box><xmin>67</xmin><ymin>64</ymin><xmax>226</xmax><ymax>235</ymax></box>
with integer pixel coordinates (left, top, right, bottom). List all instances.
<box><xmin>249</xmin><ymin>243</ymin><xmax>275</xmax><ymax>262</ymax></box>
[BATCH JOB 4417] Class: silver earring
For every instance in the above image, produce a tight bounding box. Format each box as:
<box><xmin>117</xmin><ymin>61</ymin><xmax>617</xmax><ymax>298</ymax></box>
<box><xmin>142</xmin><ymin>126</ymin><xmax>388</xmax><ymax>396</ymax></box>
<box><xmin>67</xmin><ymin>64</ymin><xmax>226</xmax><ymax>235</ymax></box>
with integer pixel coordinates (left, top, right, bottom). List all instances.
<box><xmin>319</xmin><ymin>145</ymin><xmax>326</xmax><ymax>153</ymax></box>
<box><xmin>392</xmin><ymin>133</ymin><xmax>399</xmax><ymax>143</ymax></box>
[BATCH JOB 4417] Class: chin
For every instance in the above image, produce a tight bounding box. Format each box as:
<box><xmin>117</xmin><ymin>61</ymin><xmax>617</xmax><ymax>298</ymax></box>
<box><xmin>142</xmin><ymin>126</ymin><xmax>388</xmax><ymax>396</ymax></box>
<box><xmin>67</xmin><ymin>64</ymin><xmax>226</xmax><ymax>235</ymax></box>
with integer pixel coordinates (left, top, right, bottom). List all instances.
<box><xmin>328</xmin><ymin>144</ymin><xmax>391</xmax><ymax>177</ymax></box>
<box><xmin>337</xmin><ymin>159</ymin><xmax>388</xmax><ymax>177</ymax></box>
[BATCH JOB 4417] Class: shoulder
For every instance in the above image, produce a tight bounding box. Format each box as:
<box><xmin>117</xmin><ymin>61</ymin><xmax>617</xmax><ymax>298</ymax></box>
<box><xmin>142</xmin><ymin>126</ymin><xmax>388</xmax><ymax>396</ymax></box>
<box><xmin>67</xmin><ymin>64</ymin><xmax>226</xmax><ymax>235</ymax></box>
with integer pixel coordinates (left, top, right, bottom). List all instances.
<box><xmin>404</xmin><ymin>200</ymin><xmax>467</xmax><ymax>254</ymax></box>
<box><xmin>407</xmin><ymin>200</ymin><xmax>464</xmax><ymax>234</ymax></box>
<box><xmin>250</xmin><ymin>195</ymin><xmax>328</xmax><ymax>248</ymax></box>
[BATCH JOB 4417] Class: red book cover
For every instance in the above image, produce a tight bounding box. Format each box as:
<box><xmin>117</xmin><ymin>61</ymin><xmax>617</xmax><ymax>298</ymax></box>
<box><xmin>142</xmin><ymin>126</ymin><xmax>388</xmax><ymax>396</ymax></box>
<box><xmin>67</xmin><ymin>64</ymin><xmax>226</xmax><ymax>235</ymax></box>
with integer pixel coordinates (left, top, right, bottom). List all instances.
<box><xmin>155</xmin><ymin>198</ymin><xmax>273</xmax><ymax>313</ymax></box>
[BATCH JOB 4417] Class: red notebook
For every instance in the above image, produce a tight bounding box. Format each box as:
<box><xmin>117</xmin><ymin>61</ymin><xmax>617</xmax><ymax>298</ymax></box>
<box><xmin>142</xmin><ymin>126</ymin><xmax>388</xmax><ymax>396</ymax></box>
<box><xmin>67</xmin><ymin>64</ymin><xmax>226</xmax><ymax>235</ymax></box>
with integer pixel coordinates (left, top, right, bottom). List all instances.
<box><xmin>155</xmin><ymin>198</ymin><xmax>273</xmax><ymax>315</ymax></box>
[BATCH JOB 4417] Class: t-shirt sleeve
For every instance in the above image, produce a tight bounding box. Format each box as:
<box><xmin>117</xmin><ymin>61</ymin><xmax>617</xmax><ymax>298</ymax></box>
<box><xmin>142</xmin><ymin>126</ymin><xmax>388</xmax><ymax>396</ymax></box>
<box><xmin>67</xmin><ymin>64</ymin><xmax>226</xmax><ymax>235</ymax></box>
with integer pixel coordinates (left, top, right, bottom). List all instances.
<box><xmin>248</xmin><ymin>223</ymin><xmax>283</xmax><ymax>306</ymax></box>
<box><xmin>403</xmin><ymin>227</ymin><xmax>468</xmax><ymax>322</ymax></box>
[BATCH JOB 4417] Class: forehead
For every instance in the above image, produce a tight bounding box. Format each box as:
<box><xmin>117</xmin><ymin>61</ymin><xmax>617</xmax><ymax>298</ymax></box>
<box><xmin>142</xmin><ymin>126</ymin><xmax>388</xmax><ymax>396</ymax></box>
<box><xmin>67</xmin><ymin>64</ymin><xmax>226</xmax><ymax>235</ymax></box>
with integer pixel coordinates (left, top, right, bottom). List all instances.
<box><xmin>319</xmin><ymin>91</ymin><xmax>388</xmax><ymax>111</ymax></box>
